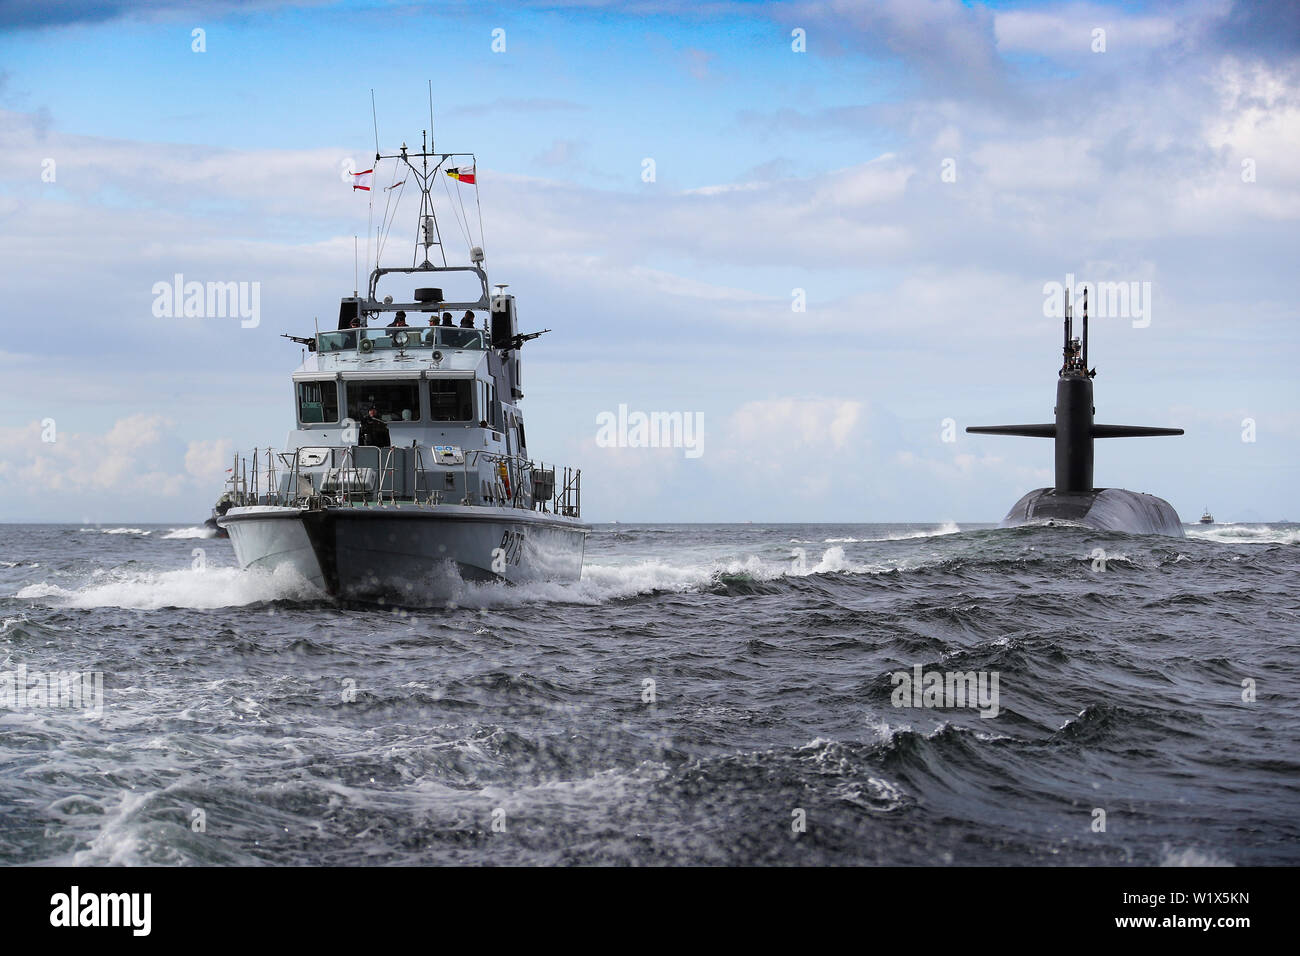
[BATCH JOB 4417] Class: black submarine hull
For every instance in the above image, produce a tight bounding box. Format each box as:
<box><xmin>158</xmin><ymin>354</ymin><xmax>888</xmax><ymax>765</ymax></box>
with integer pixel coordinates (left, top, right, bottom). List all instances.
<box><xmin>1002</xmin><ymin>487</ymin><xmax>1184</xmax><ymax>536</ymax></box>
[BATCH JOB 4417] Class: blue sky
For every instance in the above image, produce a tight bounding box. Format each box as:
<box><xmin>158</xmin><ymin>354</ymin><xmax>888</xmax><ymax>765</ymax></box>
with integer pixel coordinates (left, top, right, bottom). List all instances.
<box><xmin>0</xmin><ymin>0</ymin><xmax>1297</xmax><ymax>522</ymax></box>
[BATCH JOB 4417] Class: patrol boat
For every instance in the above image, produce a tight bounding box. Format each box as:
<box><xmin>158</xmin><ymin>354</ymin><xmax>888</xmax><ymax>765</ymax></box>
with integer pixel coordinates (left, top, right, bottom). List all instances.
<box><xmin>967</xmin><ymin>288</ymin><xmax>1185</xmax><ymax>536</ymax></box>
<box><xmin>218</xmin><ymin>133</ymin><xmax>588</xmax><ymax>603</ymax></box>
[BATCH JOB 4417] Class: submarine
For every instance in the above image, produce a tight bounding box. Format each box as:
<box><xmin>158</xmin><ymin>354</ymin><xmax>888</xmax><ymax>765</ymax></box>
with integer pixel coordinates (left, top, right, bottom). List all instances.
<box><xmin>967</xmin><ymin>288</ymin><xmax>1185</xmax><ymax>536</ymax></box>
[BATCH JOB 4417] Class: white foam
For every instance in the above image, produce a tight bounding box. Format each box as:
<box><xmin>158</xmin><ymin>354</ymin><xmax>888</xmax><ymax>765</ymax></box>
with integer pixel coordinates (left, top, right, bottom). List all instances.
<box><xmin>71</xmin><ymin>790</ymin><xmax>156</xmax><ymax>866</ymax></box>
<box><xmin>82</xmin><ymin>527</ymin><xmax>152</xmax><ymax>535</ymax></box>
<box><xmin>15</xmin><ymin>565</ymin><xmax>321</xmax><ymax>609</ymax></box>
<box><xmin>447</xmin><ymin>547</ymin><xmax>885</xmax><ymax>608</ymax></box>
<box><xmin>161</xmin><ymin>526</ymin><xmax>217</xmax><ymax>540</ymax></box>
<box><xmin>825</xmin><ymin>522</ymin><xmax>961</xmax><ymax>543</ymax></box>
<box><xmin>451</xmin><ymin>559</ymin><xmax>721</xmax><ymax>608</ymax></box>
<box><xmin>1187</xmin><ymin>524</ymin><xmax>1300</xmax><ymax>546</ymax></box>
<box><xmin>1159</xmin><ymin>846</ymin><xmax>1235</xmax><ymax>867</ymax></box>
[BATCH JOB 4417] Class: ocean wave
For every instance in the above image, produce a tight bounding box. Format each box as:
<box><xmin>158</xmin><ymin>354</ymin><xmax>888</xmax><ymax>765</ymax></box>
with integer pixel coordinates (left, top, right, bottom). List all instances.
<box><xmin>1159</xmin><ymin>845</ymin><xmax>1235</xmax><ymax>867</ymax></box>
<box><xmin>461</xmin><ymin>547</ymin><xmax>885</xmax><ymax>607</ymax></box>
<box><xmin>825</xmin><ymin>521</ymin><xmax>962</xmax><ymax>543</ymax></box>
<box><xmin>5</xmin><ymin>544</ymin><xmax>891</xmax><ymax>613</ymax></box>
<box><xmin>162</xmin><ymin>526</ymin><xmax>218</xmax><ymax>540</ymax></box>
<box><xmin>1187</xmin><ymin>524</ymin><xmax>1300</xmax><ymax>546</ymax></box>
<box><xmin>14</xmin><ymin>565</ymin><xmax>321</xmax><ymax>610</ymax></box>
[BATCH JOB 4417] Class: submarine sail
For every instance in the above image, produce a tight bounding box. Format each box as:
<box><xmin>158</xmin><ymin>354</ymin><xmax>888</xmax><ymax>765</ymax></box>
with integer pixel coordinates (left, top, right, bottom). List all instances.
<box><xmin>967</xmin><ymin>288</ymin><xmax>1186</xmax><ymax>536</ymax></box>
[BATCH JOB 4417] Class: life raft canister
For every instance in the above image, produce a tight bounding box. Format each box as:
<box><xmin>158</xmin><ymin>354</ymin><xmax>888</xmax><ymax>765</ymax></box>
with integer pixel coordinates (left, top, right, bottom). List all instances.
<box><xmin>497</xmin><ymin>461</ymin><xmax>511</xmax><ymax>499</ymax></box>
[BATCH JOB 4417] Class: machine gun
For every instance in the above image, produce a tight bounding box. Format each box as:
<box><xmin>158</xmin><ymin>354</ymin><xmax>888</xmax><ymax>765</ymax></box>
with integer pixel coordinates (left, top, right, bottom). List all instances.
<box><xmin>511</xmin><ymin>329</ymin><xmax>551</xmax><ymax>349</ymax></box>
<box><xmin>281</xmin><ymin>333</ymin><xmax>317</xmax><ymax>351</ymax></box>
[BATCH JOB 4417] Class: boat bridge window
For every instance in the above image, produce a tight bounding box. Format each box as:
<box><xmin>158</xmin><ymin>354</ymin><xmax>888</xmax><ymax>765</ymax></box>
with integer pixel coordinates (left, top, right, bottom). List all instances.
<box><xmin>346</xmin><ymin>380</ymin><xmax>420</xmax><ymax>422</ymax></box>
<box><xmin>318</xmin><ymin>330</ymin><xmax>357</xmax><ymax>352</ymax></box>
<box><xmin>315</xmin><ymin>327</ymin><xmax>484</xmax><ymax>352</ymax></box>
<box><xmin>477</xmin><ymin>380</ymin><xmax>499</xmax><ymax>429</ymax></box>
<box><xmin>297</xmin><ymin>381</ymin><xmax>339</xmax><ymax>424</ymax></box>
<box><xmin>367</xmin><ymin>329</ymin><xmax>432</xmax><ymax>350</ymax></box>
<box><xmin>439</xmin><ymin>328</ymin><xmax>483</xmax><ymax>350</ymax></box>
<box><xmin>429</xmin><ymin>379</ymin><xmax>474</xmax><ymax>422</ymax></box>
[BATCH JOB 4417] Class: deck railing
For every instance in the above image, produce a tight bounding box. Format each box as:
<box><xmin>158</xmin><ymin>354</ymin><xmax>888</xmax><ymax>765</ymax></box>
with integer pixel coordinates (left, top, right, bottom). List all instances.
<box><xmin>221</xmin><ymin>444</ymin><xmax>581</xmax><ymax>517</ymax></box>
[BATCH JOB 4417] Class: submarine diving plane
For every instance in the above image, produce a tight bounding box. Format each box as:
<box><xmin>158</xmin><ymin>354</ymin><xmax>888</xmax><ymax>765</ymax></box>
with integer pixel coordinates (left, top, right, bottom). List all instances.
<box><xmin>967</xmin><ymin>288</ymin><xmax>1186</xmax><ymax>536</ymax></box>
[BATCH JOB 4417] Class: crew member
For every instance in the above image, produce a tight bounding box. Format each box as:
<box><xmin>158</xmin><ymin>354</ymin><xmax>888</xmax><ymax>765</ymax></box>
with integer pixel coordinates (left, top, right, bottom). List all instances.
<box><xmin>358</xmin><ymin>406</ymin><xmax>391</xmax><ymax>447</ymax></box>
<box><xmin>441</xmin><ymin>311</ymin><xmax>454</xmax><ymax>327</ymax></box>
<box><xmin>387</xmin><ymin>310</ymin><xmax>408</xmax><ymax>328</ymax></box>
<box><xmin>460</xmin><ymin>310</ymin><xmax>475</xmax><ymax>328</ymax></box>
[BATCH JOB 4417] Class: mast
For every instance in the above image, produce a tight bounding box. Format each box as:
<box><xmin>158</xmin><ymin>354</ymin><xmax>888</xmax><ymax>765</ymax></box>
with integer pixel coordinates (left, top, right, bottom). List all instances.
<box><xmin>352</xmin><ymin>102</ymin><xmax>492</xmax><ymax>314</ymax></box>
<box><xmin>1063</xmin><ymin>287</ymin><xmax>1071</xmax><ymax>367</ymax></box>
<box><xmin>1081</xmin><ymin>285</ymin><xmax>1089</xmax><ymax>373</ymax></box>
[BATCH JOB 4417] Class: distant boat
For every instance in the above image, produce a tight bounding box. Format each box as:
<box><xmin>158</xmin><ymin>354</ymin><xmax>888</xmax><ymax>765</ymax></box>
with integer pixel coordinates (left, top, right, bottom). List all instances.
<box><xmin>202</xmin><ymin>494</ymin><xmax>232</xmax><ymax>538</ymax></box>
<box><xmin>1200</xmin><ymin>508</ymin><xmax>1214</xmax><ymax>524</ymax></box>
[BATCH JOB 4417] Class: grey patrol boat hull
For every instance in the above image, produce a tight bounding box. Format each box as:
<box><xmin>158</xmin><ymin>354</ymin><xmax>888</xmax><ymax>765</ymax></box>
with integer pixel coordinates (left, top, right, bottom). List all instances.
<box><xmin>1001</xmin><ymin>488</ymin><xmax>1184</xmax><ymax>536</ymax></box>
<box><xmin>221</xmin><ymin>505</ymin><xmax>588</xmax><ymax>604</ymax></box>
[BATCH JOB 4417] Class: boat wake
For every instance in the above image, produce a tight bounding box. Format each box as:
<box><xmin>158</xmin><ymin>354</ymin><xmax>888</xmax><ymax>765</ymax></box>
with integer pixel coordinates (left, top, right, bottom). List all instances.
<box><xmin>460</xmin><ymin>546</ymin><xmax>883</xmax><ymax>607</ymax></box>
<box><xmin>14</xmin><ymin>565</ymin><xmax>322</xmax><ymax>610</ymax></box>
<box><xmin>9</xmin><ymin>545</ymin><xmax>885</xmax><ymax>611</ymax></box>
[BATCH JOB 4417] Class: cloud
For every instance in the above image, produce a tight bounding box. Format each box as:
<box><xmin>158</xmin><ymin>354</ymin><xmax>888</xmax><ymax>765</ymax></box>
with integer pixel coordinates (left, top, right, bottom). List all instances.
<box><xmin>788</xmin><ymin>0</ymin><xmax>1008</xmax><ymax>96</ymax></box>
<box><xmin>0</xmin><ymin>414</ymin><xmax>170</xmax><ymax>494</ymax></box>
<box><xmin>532</xmin><ymin>139</ymin><xmax>586</xmax><ymax>167</ymax></box>
<box><xmin>730</xmin><ymin>398</ymin><xmax>863</xmax><ymax>449</ymax></box>
<box><xmin>184</xmin><ymin>438</ymin><xmax>235</xmax><ymax>481</ymax></box>
<box><xmin>681</xmin><ymin>47</ymin><xmax>715</xmax><ymax>81</ymax></box>
<box><xmin>0</xmin><ymin>415</ymin><xmax>238</xmax><ymax>520</ymax></box>
<box><xmin>1207</xmin><ymin>0</ymin><xmax>1300</xmax><ymax>60</ymax></box>
<box><xmin>704</xmin><ymin>398</ymin><xmax>868</xmax><ymax>502</ymax></box>
<box><xmin>994</xmin><ymin>5</ymin><xmax>1179</xmax><ymax>57</ymax></box>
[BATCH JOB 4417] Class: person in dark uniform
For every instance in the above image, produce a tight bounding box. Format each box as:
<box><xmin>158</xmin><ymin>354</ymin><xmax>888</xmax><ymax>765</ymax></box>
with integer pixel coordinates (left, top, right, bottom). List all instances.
<box><xmin>460</xmin><ymin>310</ymin><xmax>475</xmax><ymax>328</ymax></box>
<box><xmin>387</xmin><ymin>310</ymin><xmax>408</xmax><ymax>328</ymax></box>
<box><xmin>358</xmin><ymin>406</ymin><xmax>391</xmax><ymax>447</ymax></box>
<box><xmin>441</xmin><ymin>311</ymin><xmax>454</xmax><ymax>327</ymax></box>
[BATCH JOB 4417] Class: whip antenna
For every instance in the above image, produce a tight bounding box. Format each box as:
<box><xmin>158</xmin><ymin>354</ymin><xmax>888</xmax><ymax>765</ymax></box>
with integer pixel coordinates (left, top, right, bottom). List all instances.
<box><xmin>428</xmin><ymin>80</ymin><xmax>435</xmax><ymax>151</ymax></box>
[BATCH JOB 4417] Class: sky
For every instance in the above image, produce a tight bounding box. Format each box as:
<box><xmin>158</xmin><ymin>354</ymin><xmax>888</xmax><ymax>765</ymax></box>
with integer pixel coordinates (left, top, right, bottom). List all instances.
<box><xmin>0</xmin><ymin>0</ymin><xmax>1296</xmax><ymax>523</ymax></box>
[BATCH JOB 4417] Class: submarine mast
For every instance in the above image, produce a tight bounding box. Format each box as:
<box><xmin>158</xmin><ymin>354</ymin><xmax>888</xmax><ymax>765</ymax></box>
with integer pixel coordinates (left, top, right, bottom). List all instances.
<box><xmin>967</xmin><ymin>287</ymin><xmax>1183</xmax><ymax>494</ymax></box>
